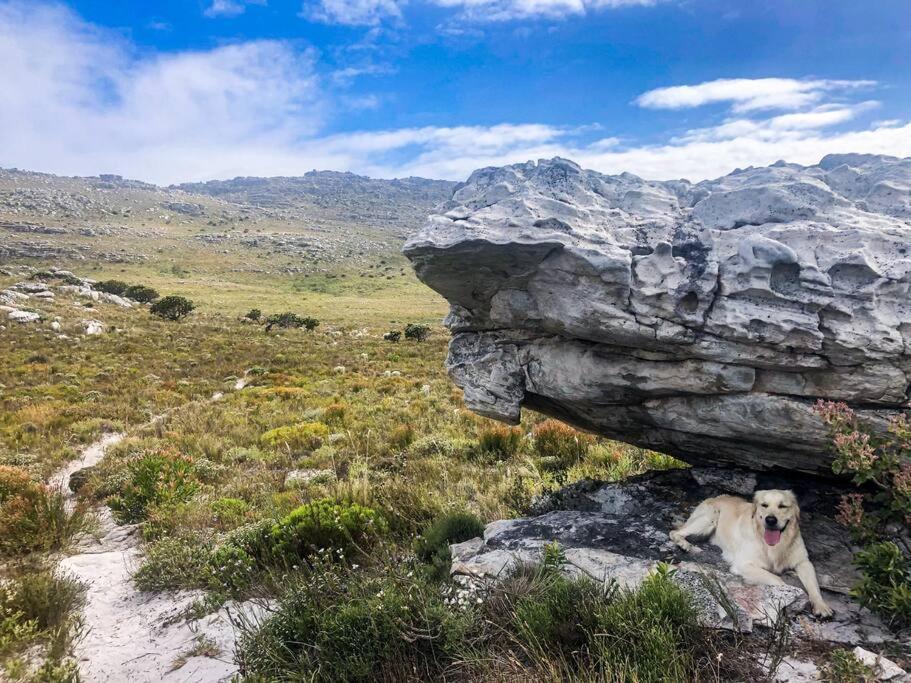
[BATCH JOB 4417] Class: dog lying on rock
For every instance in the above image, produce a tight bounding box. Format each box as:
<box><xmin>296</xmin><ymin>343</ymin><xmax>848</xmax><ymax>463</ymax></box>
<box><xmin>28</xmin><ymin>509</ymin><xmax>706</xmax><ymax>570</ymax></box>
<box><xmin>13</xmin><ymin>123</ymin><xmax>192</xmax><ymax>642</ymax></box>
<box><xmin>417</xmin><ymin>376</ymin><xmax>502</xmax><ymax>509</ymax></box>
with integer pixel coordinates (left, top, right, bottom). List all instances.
<box><xmin>670</xmin><ymin>489</ymin><xmax>834</xmax><ymax>618</ymax></box>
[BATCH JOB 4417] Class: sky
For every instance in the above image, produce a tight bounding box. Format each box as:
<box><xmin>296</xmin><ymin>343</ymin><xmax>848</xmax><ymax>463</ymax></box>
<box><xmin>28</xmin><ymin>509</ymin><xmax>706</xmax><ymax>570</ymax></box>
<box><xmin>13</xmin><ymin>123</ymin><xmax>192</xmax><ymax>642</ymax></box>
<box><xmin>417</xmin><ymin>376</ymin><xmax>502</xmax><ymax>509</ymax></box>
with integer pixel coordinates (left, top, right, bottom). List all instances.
<box><xmin>1</xmin><ymin>0</ymin><xmax>910</xmax><ymax>184</ymax></box>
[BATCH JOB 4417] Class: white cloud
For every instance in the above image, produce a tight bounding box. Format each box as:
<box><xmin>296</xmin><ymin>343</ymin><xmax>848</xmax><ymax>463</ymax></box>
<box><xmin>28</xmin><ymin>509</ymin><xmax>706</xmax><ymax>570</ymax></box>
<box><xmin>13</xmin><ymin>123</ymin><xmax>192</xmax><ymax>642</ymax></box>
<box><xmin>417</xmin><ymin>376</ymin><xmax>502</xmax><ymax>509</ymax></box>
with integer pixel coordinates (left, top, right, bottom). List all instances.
<box><xmin>636</xmin><ymin>77</ymin><xmax>876</xmax><ymax>113</ymax></box>
<box><xmin>305</xmin><ymin>0</ymin><xmax>404</xmax><ymax>26</ymax></box>
<box><xmin>1</xmin><ymin>2</ymin><xmax>909</xmax><ymax>187</ymax></box>
<box><xmin>431</xmin><ymin>0</ymin><xmax>655</xmax><ymax>21</ymax></box>
<box><xmin>0</xmin><ymin>2</ymin><xmax>323</xmax><ymax>182</ymax></box>
<box><xmin>204</xmin><ymin>0</ymin><xmax>266</xmax><ymax>18</ymax></box>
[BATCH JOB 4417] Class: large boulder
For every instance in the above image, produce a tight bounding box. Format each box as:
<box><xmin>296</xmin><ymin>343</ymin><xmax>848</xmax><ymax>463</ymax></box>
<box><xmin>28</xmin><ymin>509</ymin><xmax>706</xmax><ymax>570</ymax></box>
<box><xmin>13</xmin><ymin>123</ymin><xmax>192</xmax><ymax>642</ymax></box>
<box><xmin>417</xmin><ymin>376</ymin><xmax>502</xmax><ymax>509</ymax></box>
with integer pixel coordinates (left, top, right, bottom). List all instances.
<box><xmin>404</xmin><ymin>154</ymin><xmax>911</xmax><ymax>473</ymax></box>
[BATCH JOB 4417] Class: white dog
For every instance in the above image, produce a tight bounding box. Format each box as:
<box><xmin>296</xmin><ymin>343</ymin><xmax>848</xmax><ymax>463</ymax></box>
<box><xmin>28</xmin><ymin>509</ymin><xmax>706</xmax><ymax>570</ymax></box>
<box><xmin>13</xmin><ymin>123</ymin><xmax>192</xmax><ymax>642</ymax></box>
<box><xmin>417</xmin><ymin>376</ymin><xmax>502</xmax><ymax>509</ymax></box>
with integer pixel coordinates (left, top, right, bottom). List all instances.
<box><xmin>670</xmin><ymin>489</ymin><xmax>833</xmax><ymax>617</ymax></box>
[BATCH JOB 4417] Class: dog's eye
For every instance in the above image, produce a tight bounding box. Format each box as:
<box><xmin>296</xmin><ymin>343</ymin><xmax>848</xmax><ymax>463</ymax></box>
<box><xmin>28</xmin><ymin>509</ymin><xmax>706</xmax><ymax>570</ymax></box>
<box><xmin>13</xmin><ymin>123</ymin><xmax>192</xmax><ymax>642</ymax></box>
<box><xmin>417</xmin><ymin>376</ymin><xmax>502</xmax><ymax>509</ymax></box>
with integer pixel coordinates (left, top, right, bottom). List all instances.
<box><xmin>780</xmin><ymin>505</ymin><xmax>789</xmax><ymax>509</ymax></box>
<box><xmin>760</xmin><ymin>503</ymin><xmax>769</xmax><ymax>508</ymax></box>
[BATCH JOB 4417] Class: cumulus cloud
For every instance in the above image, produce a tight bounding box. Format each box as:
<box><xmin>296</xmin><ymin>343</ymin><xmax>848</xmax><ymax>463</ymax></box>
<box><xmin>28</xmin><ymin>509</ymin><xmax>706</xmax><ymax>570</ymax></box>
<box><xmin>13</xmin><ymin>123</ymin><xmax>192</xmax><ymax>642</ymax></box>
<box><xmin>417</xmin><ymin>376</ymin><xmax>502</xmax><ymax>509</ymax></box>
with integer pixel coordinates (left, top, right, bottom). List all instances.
<box><xmin>431</xmin><ymin>0</ymin><xmax>655</xmax><ymax>22</ymax></box>
<box><xmin>305</xmin><ymin>0</ymin><xmax>404</xmax><ymax>26</ymax></box>
<box><xmin>636</xmin><ymin>77</ymin><xmax>876</xmax><ymax>113</ymax></box>
<box><xmin>1</xmin><ymin>2</ymin><xmax>909</xmax><ymax>186</ymax></box>
<box><xmin>204</xmin><ymin>0</ymin><xmax>266</xmax><ymax>18</ymax></box>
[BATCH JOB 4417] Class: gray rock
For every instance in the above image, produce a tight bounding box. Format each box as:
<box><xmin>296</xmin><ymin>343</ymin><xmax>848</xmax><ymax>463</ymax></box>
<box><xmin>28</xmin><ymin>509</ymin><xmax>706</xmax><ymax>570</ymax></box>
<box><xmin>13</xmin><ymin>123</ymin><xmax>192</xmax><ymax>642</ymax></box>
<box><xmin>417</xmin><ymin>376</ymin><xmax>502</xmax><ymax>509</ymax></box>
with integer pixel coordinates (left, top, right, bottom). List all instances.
<box><xmin>404</xmin><ymin>155</ymin><xmax>911</xmax><ymax>473</ymax></box>
<box><xmin>451</xmin><ymin>468</ymin><xmax>899</xmax><ymax>644</ymax></box>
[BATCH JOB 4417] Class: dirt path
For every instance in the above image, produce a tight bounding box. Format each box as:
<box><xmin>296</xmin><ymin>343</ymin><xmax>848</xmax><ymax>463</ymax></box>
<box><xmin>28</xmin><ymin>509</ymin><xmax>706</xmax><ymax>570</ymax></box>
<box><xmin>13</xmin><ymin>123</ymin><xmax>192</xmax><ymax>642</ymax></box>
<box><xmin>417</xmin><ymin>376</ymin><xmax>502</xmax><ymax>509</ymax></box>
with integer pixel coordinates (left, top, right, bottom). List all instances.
<box><xmin>55</xmin><ymin>374</ymin><xmax>261</xmax><ymax>683</ymax></box>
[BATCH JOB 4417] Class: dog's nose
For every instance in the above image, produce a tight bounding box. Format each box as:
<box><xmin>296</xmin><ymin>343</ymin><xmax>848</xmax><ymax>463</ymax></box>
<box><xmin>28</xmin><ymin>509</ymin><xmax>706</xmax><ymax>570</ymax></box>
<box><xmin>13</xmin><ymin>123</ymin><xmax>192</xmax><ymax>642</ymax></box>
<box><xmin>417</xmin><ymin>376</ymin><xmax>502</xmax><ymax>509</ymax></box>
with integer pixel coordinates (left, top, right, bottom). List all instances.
<box><xmin>765</xmin><ymin>515</ymin><xmax>778</xmax><ymax>527</ymax></box>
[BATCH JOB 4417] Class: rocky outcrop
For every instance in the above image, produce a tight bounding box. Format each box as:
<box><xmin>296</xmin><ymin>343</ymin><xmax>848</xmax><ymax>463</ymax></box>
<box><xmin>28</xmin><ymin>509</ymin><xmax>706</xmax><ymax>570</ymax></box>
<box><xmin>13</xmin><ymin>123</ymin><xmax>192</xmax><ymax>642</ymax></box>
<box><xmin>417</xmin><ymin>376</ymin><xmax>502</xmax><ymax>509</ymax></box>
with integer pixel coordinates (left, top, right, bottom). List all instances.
<box><xmin>451</xmin><ymin>468</ymin><xmax>897</xmax><ymax>645</ymax></box>
<box><xmin>404</xmin><ymin>154</ymin><xmax>911</xmax><ymax>473</ymax></box>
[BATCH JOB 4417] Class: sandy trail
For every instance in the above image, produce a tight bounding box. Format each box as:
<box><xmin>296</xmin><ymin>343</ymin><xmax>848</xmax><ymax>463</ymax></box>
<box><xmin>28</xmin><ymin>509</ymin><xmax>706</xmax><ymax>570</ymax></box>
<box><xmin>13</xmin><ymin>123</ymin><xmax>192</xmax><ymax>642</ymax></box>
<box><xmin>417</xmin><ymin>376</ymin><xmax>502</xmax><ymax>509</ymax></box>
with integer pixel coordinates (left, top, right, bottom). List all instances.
<box><xmin>54</xmin><ymin>373</ymin><xmax>261</xmax><ymax>683</ymax></box>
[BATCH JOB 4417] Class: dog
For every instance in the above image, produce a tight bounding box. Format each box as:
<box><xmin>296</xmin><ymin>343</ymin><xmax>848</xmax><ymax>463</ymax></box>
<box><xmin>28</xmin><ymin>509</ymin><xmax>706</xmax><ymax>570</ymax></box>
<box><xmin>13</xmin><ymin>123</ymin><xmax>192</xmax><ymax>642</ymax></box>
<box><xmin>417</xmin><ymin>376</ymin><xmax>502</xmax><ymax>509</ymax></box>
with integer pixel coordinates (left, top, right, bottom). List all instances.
<box><xmin>670</xmin><ymin>489</ymin><xmax>833</xmax><ymax>617</ymax></box>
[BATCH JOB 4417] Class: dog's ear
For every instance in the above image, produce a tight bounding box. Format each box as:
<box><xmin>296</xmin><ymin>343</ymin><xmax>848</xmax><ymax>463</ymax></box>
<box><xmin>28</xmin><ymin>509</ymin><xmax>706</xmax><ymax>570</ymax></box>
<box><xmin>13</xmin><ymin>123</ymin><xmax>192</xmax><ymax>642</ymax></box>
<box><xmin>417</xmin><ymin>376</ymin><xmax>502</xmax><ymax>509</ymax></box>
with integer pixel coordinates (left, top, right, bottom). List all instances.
<box><xmin>785</xmin><ymin>490</ymin><xmax>800</xmax><ymax>522</ymax></box>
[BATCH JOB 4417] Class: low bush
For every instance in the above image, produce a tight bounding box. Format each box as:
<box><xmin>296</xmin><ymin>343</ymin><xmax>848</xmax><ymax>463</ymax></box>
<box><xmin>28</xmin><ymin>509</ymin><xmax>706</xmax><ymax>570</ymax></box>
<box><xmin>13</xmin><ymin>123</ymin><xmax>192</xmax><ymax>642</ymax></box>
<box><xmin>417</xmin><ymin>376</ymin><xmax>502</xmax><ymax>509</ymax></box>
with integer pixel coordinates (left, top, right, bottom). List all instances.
<box><xmin>134</xmin><ymin>536</ymin><xmax>211</xmax><ymax>592</ymax></box>
<box><xmin>476</xmin><ymin>425</ymin><xmax>523</xmax><ymax>460</ymax></box>
<box><xmin>264</xmin><ymin>312</ymin><xmax>319</xmax><ymax>331</ymax></box>
<box><xmin>244</xmin><ymin>309</ymin><xmax>262</xmax><ymax>322</ymax></box>
<box><xmin>404</xmin><ymin>323</ymin><xmax>430</xmax><ymax>342</ymax></box>
<box><xmin>209</xmin><ymin>497</ymin><xmax>250</xmax><ymax>530</ymax></box>
<box><xmin>533</xmin><ymin>419</ymin><xmax>594</xmax><ymax>479</ymax></box>
<box><xmin>107</xmin><ymin>450</ymin><xmax>199</xmax><ymax>523</ymax></box>
<box><xmin>150</xmin><ymin>295</ymin><xmax>195</xmax><ymax>321</ymax></box>
<box><xmin>237</xmin><ymin>558</ymin><xmax>721</xmax><ymax>683</ymax></box>
<box><xmin>93</xmin><ymin>280</ymin><xmax>128</xmax><ymax>295</ymax></box>
<box><xmin>236</xmin><ymin>563</ymin><xmax>469</xmax><ymax>681</ymax></box>
<box><xmin>260</xmin><ymin>421</ymin><xmax>329</xmax><ymax>453</ymax></box>
<box><xmin>0</xmin><ymin>467</ymin><xmax>87</xmax><ymax>556</ymax></box>
<box><xmin>415</xmin><ymin>510</ymin><xmax>485</xmax><ymax>579</ymax></box>
<box><xmin>0</xmin><ymin>564</ymin><xmax>86</xmax><ymax>665</ymax></box>
<box><xmin>816</xmin><ymin>401</ymin><xmax>911</xmax><ymax>628</ymax></box>
<box><xmin>269</xmin><ymin>498</ymin><xmax>385</xmax><ymax>565</ymax></box>
<box><xmin>383</xmin><ymin>330</ymin><xmax>401</xmax><ymax>343</ymax></box>
<box><xmin>851</xmin><ymin>541</ymin><xmax>911</xmax><ymax>629</ymax></box>
<box><xmin>820</xmin><ymin>648</ymin><xmax>877</xmax><ymax>682</ymax></box>
<box><xmin>123</xmin><ymin>284</ymin><xmax>159</xmax><ymax>303</ymax></box>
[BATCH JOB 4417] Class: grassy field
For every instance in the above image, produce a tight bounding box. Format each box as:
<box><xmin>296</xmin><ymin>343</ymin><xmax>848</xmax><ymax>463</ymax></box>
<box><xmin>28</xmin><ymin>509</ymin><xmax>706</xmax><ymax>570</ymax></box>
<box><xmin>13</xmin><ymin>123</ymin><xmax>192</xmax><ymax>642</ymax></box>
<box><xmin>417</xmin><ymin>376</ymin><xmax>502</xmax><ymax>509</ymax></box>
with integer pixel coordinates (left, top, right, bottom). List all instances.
<box><xmin>1</xmin><ymin>262</ymin><xmax>699</xmax><ymax>681</ymax></box>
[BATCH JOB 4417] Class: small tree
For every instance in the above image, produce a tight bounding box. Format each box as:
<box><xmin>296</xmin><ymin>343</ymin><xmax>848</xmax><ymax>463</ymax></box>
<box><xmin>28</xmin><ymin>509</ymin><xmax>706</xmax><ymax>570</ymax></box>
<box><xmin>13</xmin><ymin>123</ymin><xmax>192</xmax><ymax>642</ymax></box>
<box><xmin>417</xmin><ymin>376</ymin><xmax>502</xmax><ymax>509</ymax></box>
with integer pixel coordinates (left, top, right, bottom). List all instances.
<box><xmin>94</xmin><ymin>280</ymin><xmax>129</xmax><ymax>295</ymax></box>
<box><xmin>264</xmin><ymin>312</ymin><xmax>319</xmax><ymax>332</ymax></box>
<box><xmin>123</xmin><ymin>284</ymin><xmax>159</xmax><ymax>303</ymax></box>
<box><xmin>150</xmin><ymin>295</ymin><xmax>195</xmax><ymax>321</ymax></box>
<box><xmin>404</xmin><ymin>323</ymin><xmax>430</xmax><ymax>342</ymax></box>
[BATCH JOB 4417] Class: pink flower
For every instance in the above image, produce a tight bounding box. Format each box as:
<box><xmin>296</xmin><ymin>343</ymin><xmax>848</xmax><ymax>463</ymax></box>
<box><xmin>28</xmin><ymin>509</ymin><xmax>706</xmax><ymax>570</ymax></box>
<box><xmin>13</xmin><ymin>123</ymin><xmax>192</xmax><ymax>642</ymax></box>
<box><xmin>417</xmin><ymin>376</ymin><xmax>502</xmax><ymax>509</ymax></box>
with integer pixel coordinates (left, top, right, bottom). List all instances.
<box><xmin>836</xmin><ymin>493</ymin><xmax>865</xmax><ymax>529</ymax></box>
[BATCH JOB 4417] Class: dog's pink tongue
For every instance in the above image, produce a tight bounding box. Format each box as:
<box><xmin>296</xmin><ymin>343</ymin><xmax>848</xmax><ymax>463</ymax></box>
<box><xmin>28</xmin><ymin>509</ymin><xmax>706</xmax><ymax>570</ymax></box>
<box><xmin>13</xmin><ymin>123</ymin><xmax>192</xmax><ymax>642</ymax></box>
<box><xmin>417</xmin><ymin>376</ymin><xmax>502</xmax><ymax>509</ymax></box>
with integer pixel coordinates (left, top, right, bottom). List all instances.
<box><xmin>764</xmin><ymin>529</ymin><xmax>782</xmax><ymax>546</ymax></box>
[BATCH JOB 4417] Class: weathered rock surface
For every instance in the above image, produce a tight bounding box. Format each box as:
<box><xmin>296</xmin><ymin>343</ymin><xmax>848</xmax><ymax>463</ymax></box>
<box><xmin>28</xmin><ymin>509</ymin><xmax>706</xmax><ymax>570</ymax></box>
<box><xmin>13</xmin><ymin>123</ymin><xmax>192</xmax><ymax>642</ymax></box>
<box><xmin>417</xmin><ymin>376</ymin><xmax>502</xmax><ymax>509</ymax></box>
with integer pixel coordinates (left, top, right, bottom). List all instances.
<box><xmin>404</xmin><ymin>154</ymin><xmax>911</xmax><ymax>473</ymax></box>
<box><xmin>451</xmin><ymin>468</ymin><xmax>897</xmax><ymax>644</ymax></box>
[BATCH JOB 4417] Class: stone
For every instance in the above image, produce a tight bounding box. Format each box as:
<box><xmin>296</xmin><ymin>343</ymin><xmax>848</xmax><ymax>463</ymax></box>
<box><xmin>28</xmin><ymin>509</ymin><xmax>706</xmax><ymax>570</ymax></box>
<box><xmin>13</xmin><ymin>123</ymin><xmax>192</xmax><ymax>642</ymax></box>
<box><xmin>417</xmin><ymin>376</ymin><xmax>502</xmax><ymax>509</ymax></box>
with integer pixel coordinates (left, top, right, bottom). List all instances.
<box><xmin>450</xmin><ymin>468</ymin><xmax>899</xmax><ymax>643</ymax></box>
<box><xmin>404</xmin><ymin>155</ymin><xmax>911</xmax><ymax>474</ymax></box>
<box><xmin>82</xmin><ymin>319</ymin><xmax>105</xmax><ymax>335</ymax></box>
<box><xmin>284</xmin><ymin>468</ymin><xmax>335</xmax><ymax>487</ymax></box>
<box><xmin>8</xmin><ymin>309</ymin><xmax>40</xmax><ymax>323</ymax></box>
<box><xmin>852</xmin><ymin>647</ymin><xmax>908</xmax><ymax>681</ymax></box>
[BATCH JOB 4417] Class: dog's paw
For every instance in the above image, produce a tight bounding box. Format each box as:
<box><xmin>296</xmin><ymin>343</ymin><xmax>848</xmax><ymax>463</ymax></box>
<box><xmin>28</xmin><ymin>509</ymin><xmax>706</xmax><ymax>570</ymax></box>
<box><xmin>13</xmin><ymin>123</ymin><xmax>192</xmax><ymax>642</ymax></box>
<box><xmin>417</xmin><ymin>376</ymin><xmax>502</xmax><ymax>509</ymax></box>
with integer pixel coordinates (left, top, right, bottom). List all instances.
<box><xmin>688</xmin><ymin>545</ymin><xmax>703</xmax><ymax>554</ymax></box>
<box><xmin>812</xmin><ymin>603</ymin><xmax>834</xmax><ymax>619</ymax></box>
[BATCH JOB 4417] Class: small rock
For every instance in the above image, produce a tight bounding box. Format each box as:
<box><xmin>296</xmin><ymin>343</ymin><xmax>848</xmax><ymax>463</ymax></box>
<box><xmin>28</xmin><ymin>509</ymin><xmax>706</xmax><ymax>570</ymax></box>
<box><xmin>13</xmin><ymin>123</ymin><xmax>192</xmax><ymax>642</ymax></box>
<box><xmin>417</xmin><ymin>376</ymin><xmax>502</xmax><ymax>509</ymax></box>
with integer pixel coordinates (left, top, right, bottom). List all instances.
<box><xmin>852</xmin><ymin>647</ymin><xmax>907</xmax><ymax>680</ymax></box>
<box><xmin>82</xmin><ymin>319</ymin><xmax>105</xmax><ymax>335</ymax></box>
<box><xmin>333</xmin><ymin>365</ymin><xmax>347</xmax><ymax>374</ymax></box>
<box><xmin>284</xmin><ymin>469</ymin><xmax>335</xmax><ymax>487</ymax></box>
<box><xmin>9</xmin><ymin>309</ymin><xmax>40</xmax><ymax>323</ymax></box>
<box><xmin>50</xmin><ymin>321</ymin><xmax>61</xmax><ymax>331</ymax></box>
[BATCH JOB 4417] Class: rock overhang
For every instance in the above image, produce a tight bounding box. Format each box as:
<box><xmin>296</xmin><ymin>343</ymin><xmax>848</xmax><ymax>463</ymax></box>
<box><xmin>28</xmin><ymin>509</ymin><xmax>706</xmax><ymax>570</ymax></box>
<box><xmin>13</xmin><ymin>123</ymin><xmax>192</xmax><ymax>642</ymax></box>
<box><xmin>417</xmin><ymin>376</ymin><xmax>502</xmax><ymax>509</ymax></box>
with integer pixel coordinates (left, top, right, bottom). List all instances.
<box><xmin>404</xmin><ymin>155</ymin><xmax>911</xmax><ymax>474</ymax></box>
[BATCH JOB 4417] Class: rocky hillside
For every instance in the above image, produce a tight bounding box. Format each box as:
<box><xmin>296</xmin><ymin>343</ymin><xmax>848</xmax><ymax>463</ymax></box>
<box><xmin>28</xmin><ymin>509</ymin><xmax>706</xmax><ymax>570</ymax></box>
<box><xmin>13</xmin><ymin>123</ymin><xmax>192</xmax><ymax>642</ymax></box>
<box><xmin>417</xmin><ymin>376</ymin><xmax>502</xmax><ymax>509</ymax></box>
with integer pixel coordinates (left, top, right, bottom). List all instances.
<box><xmin>0</xmin><ymin>167</ymin><xmax>456</xmax><ymax>274</ymax></box>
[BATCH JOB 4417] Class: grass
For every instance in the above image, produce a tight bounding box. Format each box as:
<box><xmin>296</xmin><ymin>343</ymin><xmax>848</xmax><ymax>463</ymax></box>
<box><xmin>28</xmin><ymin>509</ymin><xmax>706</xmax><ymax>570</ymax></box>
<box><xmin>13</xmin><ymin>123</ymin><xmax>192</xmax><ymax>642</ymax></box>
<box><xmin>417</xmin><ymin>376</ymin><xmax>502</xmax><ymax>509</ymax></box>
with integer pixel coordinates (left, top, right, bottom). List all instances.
<box><xmin>1</xmin><ymin>262</ymin><xmax>683</xmax><ymax>680</ymax></box>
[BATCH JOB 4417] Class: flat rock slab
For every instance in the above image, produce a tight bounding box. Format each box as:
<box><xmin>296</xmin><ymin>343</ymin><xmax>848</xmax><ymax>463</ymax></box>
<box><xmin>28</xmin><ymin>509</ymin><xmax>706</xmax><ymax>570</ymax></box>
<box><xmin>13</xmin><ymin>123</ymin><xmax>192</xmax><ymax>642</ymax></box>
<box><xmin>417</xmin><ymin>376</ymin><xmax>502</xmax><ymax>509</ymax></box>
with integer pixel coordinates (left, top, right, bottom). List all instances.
<box><xmin>405</xmin><ymin>154</ymin><xmax>911</xmax><ymax>474</ymax></box>
<box><xmin>451</xmin><ymin>468</ymin><xmax>897</xmax><ymax>644</ymax></box>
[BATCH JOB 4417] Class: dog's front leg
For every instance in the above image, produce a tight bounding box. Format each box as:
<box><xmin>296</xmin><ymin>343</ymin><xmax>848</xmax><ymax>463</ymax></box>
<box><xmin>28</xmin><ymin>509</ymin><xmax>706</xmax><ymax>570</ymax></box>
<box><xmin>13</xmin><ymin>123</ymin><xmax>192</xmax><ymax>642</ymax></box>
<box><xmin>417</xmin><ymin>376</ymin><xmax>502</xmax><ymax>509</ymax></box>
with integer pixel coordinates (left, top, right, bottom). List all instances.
<box><xmin>794</xmin><ymin>560</ymin><xmax>833</xmax><ymax>618</ymax></box>
<box><xmin>734</xmin><ymin>564</ymin><xmax>786</xmax><ymax>586</ymax></box>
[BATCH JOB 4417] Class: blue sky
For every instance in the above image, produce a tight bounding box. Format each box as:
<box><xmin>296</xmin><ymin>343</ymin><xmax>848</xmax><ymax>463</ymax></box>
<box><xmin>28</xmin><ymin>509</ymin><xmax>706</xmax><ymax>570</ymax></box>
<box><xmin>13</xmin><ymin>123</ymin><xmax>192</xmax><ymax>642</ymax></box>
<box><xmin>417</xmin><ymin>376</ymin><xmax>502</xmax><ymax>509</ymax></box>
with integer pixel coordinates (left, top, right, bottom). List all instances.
<box><xmin>1</xmin><ymin>0</ymin><xmax>910</xmax><ymax>183</ymax></box>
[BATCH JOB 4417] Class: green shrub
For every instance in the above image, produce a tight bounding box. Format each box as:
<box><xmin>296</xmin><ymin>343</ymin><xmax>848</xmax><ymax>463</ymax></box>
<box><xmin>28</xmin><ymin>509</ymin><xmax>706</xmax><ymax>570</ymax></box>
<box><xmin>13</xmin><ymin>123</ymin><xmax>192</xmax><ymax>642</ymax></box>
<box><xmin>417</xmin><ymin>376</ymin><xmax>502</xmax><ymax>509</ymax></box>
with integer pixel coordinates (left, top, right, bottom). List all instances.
<box><xmin>477</xmin><ymin>425</ymin><xmax>523</xmax><ymax>460</ymax></box>
<box><xmin>264</xmin><ymin>312</ymin><xmax>319</xmax><ymax>331</ymax></box>
<box><xmin>415</xmin><ymin>510</ymin><xmax>485</xmax><ymax>579</ymax></box>
<box><xmin>404</xmin><ymin>323</ymin><xmax>430</xmax><ymax>341</ymax></box>
<box><xmin>261</xmin><ymin>422</ymin><xmax>329</xmax><ymax>452</ymax></box>
<box><xmin>210</xmin><ymin>497</ymin><xmax>250</xmax><ymax>530</ymax></box>
<box><xmin>244</xmin><ymin>308</ymin><xmax>262</xmax><ymax>322</ymax></box>
<box><xmin>816</xmin><ymin>402</ymin><xmax>911</xmax><ymax>627</ymax></box>
<box><xmin>383</xmin><ymin>330</ymin><xmax>401</xmax><ymax>343</ymax></box>
<box><xmin>236</xmin><ymin>565</ymin><xmax>469</xmax><ymax>681</ymax></box>
<box><xmin>820</xmin><ymin>648</ymin><xmax>877</xmax><ymax>683</ymax></box>
<box><xmin>107</xmin><ymin>450</ymin><xmax>199</xmax><ymax>523</ymax></box>
<box><xmin>134</xmin><ymin>536</ymin><xmax>212</xmax><ymax>591</ymax></box>
<box><xmin>589</xmin><ymin>564</ymin><xmax>701</xmax><ymax>682</ymax></box>
<box><xmin>0</xmin><ymin>467</ymin><xmax>87</xmax><ymax>556</ymax></box>
<box><xmin>123</xmin><ymin>284</ymin><xmax>159</xmax><ymax>303</ymax></box>
<box><xmin>94</xmin><ymin>280</ymin><xmax>128</xmax><ymax>295</ymax></box>
<box><xmin>149</xmin><ymin>295</ymin><xmax>195</xmax><ymax>321</ymax></box>
<box><xmin>851</xmin><ymin>541</ymin><xmax>911</xmax><ymax>629</ymax></box>
<box><xmin>0</xmin><ymin>565</ymin><xmax>86</xmax><ymax>664</ymax></box>
<box><xmin>388</xmin><ymin>423</ymin><xmax>415</xmax><ymax>450</ymax></box>
<box><xmin>533</xmin><ymin>419</ymin><xmax>594</xmax><ymax>480</ymax></box>
<box><xmin>270</xmin><ymin>499</ymin><xmax>385</xmax><ymax>565</ymax></box>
